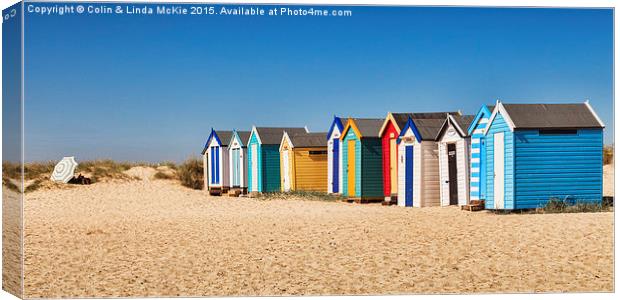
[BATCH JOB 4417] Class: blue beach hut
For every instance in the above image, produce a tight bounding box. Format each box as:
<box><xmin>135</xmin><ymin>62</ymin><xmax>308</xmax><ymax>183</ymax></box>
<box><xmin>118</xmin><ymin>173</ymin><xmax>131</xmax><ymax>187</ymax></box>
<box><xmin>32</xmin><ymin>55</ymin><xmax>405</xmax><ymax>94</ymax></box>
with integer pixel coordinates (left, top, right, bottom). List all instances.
<box><xmin>483</xmin><ymin>101</ymin><xmax>605</xmax><ymax>210</ymax></box>
<box><xmin>467</xmin><ymin>105</ymin><xmax>494</xmax><ymax>202</ymax></box>
<box><xmin>327</xmin><ymin>116</ymin><xmax>345</xmax><ymax>194</ymax></box>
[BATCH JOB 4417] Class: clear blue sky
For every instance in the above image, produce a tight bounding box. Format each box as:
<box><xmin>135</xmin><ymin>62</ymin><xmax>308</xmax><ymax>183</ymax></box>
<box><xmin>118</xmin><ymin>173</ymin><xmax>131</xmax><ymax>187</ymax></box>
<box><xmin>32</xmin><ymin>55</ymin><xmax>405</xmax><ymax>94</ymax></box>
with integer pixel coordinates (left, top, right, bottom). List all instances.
<box><xmin>22</xmin><ymin>4</ymin><xmax>613</xmax><ymax>162</ymax></box>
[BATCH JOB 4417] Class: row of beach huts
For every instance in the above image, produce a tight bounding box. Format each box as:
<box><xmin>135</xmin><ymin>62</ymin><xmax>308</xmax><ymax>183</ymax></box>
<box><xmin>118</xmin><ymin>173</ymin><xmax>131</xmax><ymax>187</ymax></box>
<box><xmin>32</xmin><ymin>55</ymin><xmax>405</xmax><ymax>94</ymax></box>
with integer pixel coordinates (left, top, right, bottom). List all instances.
<box><xmin>201</xmin><ymin>101</ymin><xmax>605</xmax><ymax>210</ymax></box>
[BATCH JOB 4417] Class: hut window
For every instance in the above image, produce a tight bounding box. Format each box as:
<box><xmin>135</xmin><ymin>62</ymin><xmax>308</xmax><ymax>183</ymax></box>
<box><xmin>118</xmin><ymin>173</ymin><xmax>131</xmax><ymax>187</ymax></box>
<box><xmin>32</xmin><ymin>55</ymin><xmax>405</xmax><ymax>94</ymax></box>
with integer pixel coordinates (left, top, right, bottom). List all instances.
<box><xmin>309</xmin><ymin>150</ymin><xmax>328</xmax><ymax>155</ymax></box>
<box><xmin>539</xmin><ymin>129</ymin><xmax>578</xmax><ymax>135</ymax></box>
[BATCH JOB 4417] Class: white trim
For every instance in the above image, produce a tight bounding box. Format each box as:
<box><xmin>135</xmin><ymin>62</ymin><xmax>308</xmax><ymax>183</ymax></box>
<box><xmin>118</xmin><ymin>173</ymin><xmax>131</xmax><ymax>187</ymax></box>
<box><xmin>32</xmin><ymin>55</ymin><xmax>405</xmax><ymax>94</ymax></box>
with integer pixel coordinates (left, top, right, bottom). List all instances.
<box><xmin>470</xmin><ymin>186</ymin><xmax>479</xmax><ymax>192</ymax></box>
<box><xmin>471</xmin><ymin>177</ymin><xmax>479</xmax><ymax>182</ymax></box>
<box><xmin>471</xmin><ymin>138</ymin><xmax>480</xmax><ymax>144</ymax></box>
<box><xmin>479</xmin><ymin>118</ymin><xmax>489</xmax><ymax>123</ymax></box>
<box><xmin>249</xmin><ymin>126</ymin><xmax>262</xmax><ymax>145</ymax></box>
<box><xmin>484</xmin><ymin>101</ymin><xmax>516</xmax><ymax>136</ymax></box>
<box><xmin>584</xmin><ymin>100</ymin><xmax>606</xmax><ymax>128</ymax></box>
<box><xmin>473</xmin><ymin>128</ymin><xmax>484</xmax><ymax>135</ymax></box>
<box><xmin>279</xmin><ymin>131</ymin><xmax>293</xmax><ymax>152</ymax></box>
<box><xmin>471</xmin><ymin>167</ymin><xmax>480</xmax><ymax>172</ymax></box>
<box><xmin>471</xmin><ymin>158</ymin><xmax>480</xmax><ymax>163</ymax></box>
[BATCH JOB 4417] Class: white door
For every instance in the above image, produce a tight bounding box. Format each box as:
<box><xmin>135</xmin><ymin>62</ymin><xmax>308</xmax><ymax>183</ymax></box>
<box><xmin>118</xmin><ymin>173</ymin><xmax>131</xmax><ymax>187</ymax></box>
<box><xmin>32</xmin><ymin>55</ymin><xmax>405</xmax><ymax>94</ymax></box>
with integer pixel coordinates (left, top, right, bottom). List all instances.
<box><xmin>493</xmin><ymin>132</ymin><xmax>505</xmax><ymax>209</ymax></box>
<box><xmin>283</xmin><ymin>150</ymin><xmax>291</xmax><ymax>191</ymax></box>
<box><xmin>251</xmin><ymin>144</ymin><xmax>258</xmax><ymax>191</ymax></box>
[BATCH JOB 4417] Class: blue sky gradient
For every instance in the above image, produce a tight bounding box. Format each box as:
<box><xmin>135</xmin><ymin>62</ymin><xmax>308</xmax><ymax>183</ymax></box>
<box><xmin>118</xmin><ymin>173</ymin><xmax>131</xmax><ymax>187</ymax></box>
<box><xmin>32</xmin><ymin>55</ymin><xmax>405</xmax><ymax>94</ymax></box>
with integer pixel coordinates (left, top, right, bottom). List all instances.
<box><xmin>23</xmin><ymin>4</ymin><xmax>613</xmax><ymax>162</ymax></box>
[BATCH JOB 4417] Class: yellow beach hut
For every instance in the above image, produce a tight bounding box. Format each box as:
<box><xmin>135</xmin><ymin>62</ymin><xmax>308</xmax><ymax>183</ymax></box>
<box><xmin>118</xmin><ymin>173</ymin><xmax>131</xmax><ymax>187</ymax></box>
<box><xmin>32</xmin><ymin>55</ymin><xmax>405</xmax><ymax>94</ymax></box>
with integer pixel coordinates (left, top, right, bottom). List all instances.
<box><xmin>279</xmin><ymin>131</ymin><xmax>328</xmax><ymax>192</ymax></box>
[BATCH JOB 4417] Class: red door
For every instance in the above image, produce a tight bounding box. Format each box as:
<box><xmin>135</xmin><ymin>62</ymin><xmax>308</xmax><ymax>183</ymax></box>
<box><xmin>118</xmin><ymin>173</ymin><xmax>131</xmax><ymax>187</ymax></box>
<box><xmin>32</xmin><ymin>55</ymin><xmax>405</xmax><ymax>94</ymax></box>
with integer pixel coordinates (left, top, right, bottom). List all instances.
<box><xmin>381</xmin><ymin>121</ymin><xmax>399</xmax><ymax>198</ymax></box>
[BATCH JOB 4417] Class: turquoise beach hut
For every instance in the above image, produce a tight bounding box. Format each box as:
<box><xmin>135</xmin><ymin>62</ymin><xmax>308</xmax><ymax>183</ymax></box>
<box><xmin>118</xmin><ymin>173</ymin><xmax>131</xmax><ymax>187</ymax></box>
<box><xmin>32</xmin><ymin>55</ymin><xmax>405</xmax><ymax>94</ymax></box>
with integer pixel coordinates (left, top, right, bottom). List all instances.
<box><xmin>467</xmin><ymin>105</ymin><xmax>494</xmax><ymax>202</ymax></box>
<box><xmin>483</xmin><ymin>101</ymin><xmax>605</xmax><ymax>210</ymax></box>
<box><xmin>247</xmin><ymin>126</ymin><xmax>308</xmax><ymax>193</ymax></box>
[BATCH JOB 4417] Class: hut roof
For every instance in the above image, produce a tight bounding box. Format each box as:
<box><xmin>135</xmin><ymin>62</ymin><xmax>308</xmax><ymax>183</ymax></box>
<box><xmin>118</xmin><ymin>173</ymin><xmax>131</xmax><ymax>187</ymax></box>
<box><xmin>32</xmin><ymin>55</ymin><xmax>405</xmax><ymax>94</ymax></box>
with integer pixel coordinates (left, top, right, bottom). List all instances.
<box><xmin>234</xmin><ymin>131</ymin><xmax>251</xmax><ymax>146</ymax></box>
<box><xmin>435</xmin><ymin>115</ymin><xmax>476</xmax><ymax>139</ymax></box>
<box><xmin>201</xmin><ymin>130</ymin><xmax>233</xmax><ymax>154</ymax></box>
<box><xmin>388</xmin><ymin>112</ymin><xmax>460</xmax><ymax>132</ymax></box>
<box><xmin>500</xmin><ymin>103</ymin><xmax>604</xmax><ymax>129</ymax></box>
<box><xmin>255</xmin><ymin>127</ymin><xmax>308</xmax><ymax>144</ymax></box>
<box><xmin>412</xmin><ymin>118</ymin><xmax>446</xmax><ymax>141</ymax></box>
<box><xmin>288</xmin><ymin>132</ymin><xmax>328</xmax><ymax>148</ymax></box>
<box><xmin>349</xmin><ymin>118</ymin><xmax>384</xmax><ymax>138</ymax></box>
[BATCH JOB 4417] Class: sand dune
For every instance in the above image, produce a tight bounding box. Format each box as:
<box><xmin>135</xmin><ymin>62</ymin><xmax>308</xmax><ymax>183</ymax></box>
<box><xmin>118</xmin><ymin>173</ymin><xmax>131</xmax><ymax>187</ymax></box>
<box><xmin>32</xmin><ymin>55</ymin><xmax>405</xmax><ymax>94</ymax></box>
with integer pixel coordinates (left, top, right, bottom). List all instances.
<box><xmin>19</xmin><ymin>178</ymin><xmax>613</xmax><ymax>297</ymax></box>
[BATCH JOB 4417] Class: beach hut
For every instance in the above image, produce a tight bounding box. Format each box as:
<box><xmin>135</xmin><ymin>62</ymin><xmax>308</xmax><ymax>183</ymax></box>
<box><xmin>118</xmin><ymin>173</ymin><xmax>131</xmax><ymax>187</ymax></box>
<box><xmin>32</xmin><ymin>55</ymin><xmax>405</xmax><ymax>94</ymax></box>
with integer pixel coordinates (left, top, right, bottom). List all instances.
<box><xmin>201</xmin><ymin>129</ymin><xmax>233</xmax><ymax>195</ymax></box>
<box><xmin>435</xmin><ymin>114</ymin><xmax>475</xmax><ymax>206</ymax></box>
<box><xmin>466</xmin><ymin>105</ymin><xmax>494</xmax><ymax>203</ymax></box>
<box><xmin>228</xmin><ymin>130</ymin><xmax>251</xmax><ymax>194</ymax></box>
<box><xmin>340</xmin><ymin>118</ymin><xmax>384</xmax><ymax>202</ymax></box>
<box><xmin>247</xmin><ymin>126</ymin><xmax>308</xmax><ymax>193</ymax></box>
<box><xmin>378</xmin><ymin>112</ymin><xmax>457</xmax><ymax>204</ymax></box>
<box><xmin>280</xmin><ymin>131</ymin><xmax>328</xmax><ymax>192</ymax></box>
<box><xmin>483</xmin><ymin>101</ymin><xmax>604</xmax><ymax>210</ymax></box>
<box><xmin>396</xmin><ymin>117</ymin><xmax>446</xmax><ymax>207</ymax></box>
<box><xmin>327</xmin><ymin>116</ymin><xmax>346</xmax><ymax>194</ymax></box>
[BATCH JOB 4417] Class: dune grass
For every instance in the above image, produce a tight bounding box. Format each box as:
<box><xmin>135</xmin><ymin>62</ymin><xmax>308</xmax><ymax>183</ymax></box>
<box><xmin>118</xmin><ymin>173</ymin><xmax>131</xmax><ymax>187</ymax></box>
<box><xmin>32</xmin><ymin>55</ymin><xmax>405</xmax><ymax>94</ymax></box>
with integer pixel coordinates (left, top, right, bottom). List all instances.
<box><xmin>177</xmin><ymin>157</ymin><xmax>203</xmax><ymax>190</ymax></box>
<box><xmin>603</xmin><ymin>145</ymin><xmax>613</xmax><ymax>165</ymax></box>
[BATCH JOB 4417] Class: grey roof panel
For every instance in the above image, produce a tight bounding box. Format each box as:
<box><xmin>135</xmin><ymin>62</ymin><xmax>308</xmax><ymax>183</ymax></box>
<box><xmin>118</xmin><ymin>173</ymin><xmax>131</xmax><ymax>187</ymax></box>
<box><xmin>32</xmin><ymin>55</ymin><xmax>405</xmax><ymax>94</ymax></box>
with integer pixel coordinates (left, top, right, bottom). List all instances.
<box><xmin>502</xmin><ymin>103</ymin><xmax>603</xmax><ymax>129</ymax></box>
<box><xmin>256</xmin><ymin>127</ymin><xmax>307</xmax><ymax>144</ymax></box>
<box><xmin>235</xmin><ymin>131</ymin><xmax>251</xmax><ymax>146</ymax></box>
<box><xmin>288</xmin><ymin>132</ymin><xmax>328</xmax><ymax>148</ymax></box>
<box><xmin>412</xmin><ymin>118</ymin><xmax>446</xmax><ymax>140</ymax></box>
<box><xmin>350</xmin><ymin>118</ymin><xmax>384</xmax><ymax>137</ymax></box>
<box><xmin>215</xmin><ymin>130</ymin><xmax>234</xmax><ymax>147</ymax></box>
<box><xmin>391</xmin><ymin>112</ymin><xmax>460</xmax><ymax>130</ymax></box>
<box><xmin>452</xmin><ymin>115</ymin><xmax>476</xmax><ymax>133</ymax></box>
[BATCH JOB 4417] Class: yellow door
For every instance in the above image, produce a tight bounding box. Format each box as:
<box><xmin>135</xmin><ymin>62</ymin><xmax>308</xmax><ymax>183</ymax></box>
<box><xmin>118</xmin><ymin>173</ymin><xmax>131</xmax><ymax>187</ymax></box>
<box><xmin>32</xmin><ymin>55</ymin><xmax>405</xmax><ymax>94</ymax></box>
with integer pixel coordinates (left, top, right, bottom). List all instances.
<box><xmin>347</xmin><ymin>140</ymin><xmax>356</xmax><ymax>196</ymax></box>
<box><xmin>390</xmin><ymin>138</ymin><xmax>398</xmax><ymax>194</ymax></box>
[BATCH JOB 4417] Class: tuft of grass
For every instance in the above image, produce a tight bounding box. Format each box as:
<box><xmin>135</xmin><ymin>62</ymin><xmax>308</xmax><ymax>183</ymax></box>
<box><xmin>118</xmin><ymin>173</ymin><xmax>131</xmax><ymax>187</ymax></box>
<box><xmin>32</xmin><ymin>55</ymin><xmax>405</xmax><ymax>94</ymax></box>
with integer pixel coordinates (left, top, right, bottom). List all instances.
<box><xmin>2</xmin><ymin>177</ymin><xmax>20</xmax><ymax>193</ymax></box>
<box><xmin>536</xmin><ymin>197</ymin><xmax>612</xmax><ymax>214</ymax></box>
<box><xmin>177</xmin><ymin>157</ymin><xmax>203</xmax><ymax>190</ymax></box>
<box><xmin>258</xmin><ymin>190</ymin><xmax>346</xmax><ymax>201</ymax></box>
<box><xmin>153</xmin><ymin>171</ymin><xmax>174</xmax><ymax>180</ymax></box>
<box><xmin>159</xmin><ymin>161</ymin><xmax>178</xmax><ymax>170</ymax></box>
<box><xmin>603</xmin><ymin>145</ymin><xmax>613</xmax><ymax>165</ymax></box>
<box><xmin>24</xmin><ymin>179</ymin><xmax>44</xmax><ymax>193</ymax></box>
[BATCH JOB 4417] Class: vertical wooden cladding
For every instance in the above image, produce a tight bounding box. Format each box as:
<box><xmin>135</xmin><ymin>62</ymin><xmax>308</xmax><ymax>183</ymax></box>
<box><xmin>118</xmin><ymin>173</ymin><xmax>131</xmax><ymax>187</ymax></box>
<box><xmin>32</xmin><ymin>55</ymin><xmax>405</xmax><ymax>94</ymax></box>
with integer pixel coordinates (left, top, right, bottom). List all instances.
<box><xmin>485</xmin><ymin>113</ymin><xmax>514</xmax><ymax>209</ymax></box>
<box><xmin>361</xmin><ymin>139</ymin><xmax>384</xmax><ymax>198</ymax></box>
<box><xmin>381</xmin><ymin>121</ymin><xmax>399</xmax><ymax>198</ymax></box>
<box><xmin>343</xmin><ymin>130</ymin><xmax>361</xmax><ymax>198</ymax></box>
<box><xmin>262</xmin><ymin>145</ymin><xmax>282</xmax><ymax>192</ymax></box>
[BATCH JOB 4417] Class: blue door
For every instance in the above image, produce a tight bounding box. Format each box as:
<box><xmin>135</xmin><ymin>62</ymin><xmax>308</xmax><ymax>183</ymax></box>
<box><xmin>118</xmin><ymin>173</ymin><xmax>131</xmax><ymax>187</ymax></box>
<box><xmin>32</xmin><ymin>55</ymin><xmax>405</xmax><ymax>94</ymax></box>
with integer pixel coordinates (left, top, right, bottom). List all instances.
<box><xmin>332</xmin><ymin>139</ymin><xmax>339</xmax><ymax>193</ymax></box>
<box><xmin>211</xmin><ymin>146</ymin><xmax>220</xmax><ymax>184</ymax></box>
<box><xmin>405</xmin><ymin>145</ymin><xmax>414</xmax><ymax>207</ymax></box>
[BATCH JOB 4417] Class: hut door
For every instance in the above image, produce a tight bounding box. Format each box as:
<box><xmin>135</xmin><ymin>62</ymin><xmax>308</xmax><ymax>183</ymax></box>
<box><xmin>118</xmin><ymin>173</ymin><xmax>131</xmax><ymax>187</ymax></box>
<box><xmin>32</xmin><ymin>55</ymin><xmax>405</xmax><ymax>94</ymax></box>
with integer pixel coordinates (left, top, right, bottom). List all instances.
<box><xmin>283</xmin><ymin>150</ymin><xmax>291</xmax><ymax>191</ymax></box>
<box><xmin>390</xmin><ymin>138</ymin><xmax>398</xmax><ymax>195</ymax></box>
<box><xmin>405</xmin><ymin>145</ymin><xmax>414</xmax><ymax>207</ymax></box>
<box><xmin>232</xmin><ymin>148</ymin><xmax>240</xmax><ymax>187</ymax></box>
<box><xmin>447</xmin><ymin>144</ymin><xmax>458</xmax><ymax>205</ymax></box>
<box><xmin>493</xmin><ymin>132</ymin><xmax>505</xmax><ymax>209</ymax></box>
<box><xmin>251</xmin><ymin>144</ymin><xmax>258</xmax><ymax>191</ymax></box>
<box><xmin>332</xmin><ymin>139</ymin><xmax>340</xmax><ymax>193</ymax></box>
<box><xmin>210</xmin><ymin>147</ymin><xmax>220</xmax><ymax>184</ymax></box>
<box><xmin>347</xmin><ymin>140</ymin><xmax>356</xmax><ymax>196</ymax></box>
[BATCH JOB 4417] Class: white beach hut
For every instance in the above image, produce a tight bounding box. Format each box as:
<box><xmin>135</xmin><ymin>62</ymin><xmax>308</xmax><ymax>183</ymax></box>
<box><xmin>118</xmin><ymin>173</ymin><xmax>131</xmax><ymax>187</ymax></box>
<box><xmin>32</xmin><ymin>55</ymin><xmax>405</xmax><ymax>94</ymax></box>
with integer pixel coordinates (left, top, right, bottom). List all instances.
<box><xmin>435</xmin><ymin>114</ymin><xmax>475</xmax><ymax>206</ymax></box>
<box><xmin>228</xmin><ymin>130</ymin><xmax>251</xmax><ymax>194</ymax></box>
<box><xmin>396</xmin><ymin>117</ymin><xmax>445</xmax><ymax>207</ymax></box>
<box><xmin>202</xmin><ymin>129</ymin><xmax>234</xmax><ymax>195</ymax></box>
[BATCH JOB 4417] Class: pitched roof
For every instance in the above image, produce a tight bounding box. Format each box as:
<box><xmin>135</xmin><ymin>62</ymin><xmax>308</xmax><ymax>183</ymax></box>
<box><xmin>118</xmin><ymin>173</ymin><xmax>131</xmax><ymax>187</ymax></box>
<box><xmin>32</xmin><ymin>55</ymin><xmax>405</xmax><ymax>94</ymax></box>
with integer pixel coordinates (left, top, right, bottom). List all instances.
<box><xmin>436</xmin><ymin>115</ymin><xmax>476</xmax><ymax>139</ymax></box>
<box><xmin>326</xmin><ymin>116</ymin><xmax>345</xmax><ymax>140</ymax></box>
<box><xmin>452</xmin><ymin>115</ymin><xmax>476</xmax><ymax>133</ymax></box>
<box><xmin>391</xmin><ymin>112</ymin><xmax>460</xmax><ymax>131</ymax></box>
<box><xmin>501</xmin><ymin>103</ymin><xmax>604</xmax><ymax>129</ymax></box>
<box><xmin>412</xmin><ymin>118</ymin><xmax>446</xmax><ymax>140</ymax></box>
<box><xmin>233</xmin><ymin>131</ymin><xmax>251</xmax><ymax>146</ymax></box>
<box><xmin>288</xmin><ymin>132</ymin><xmax>328</xmax><ymax>148</ymax></box>
<box><xmin>215</xmin><ymin>130</ymin><xmax>233</xmax><ymax>147</ymax></box>
<box><xmin>201</xmin><ymin>130</ymin><xmax>233</xmax><ymax>154</ymax></box>
<box><xmin>350</xmin><ymin>118</ymin><xmax>384</xmax><ymax>137</ymax></box>
<box><xmin>255</xmin><ymin>127</ymin><xmax>307</xmax><ymax>144</ymax></box>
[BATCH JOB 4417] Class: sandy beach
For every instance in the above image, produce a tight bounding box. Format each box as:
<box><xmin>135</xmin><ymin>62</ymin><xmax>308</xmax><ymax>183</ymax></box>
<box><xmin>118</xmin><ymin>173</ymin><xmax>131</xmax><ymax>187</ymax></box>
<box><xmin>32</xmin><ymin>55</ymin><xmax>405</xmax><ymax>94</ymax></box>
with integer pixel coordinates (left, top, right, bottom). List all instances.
<box><xmin>16</xmin><ymin>169</ymin><xmax>613</xmax><ymax>298</ymax></box>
